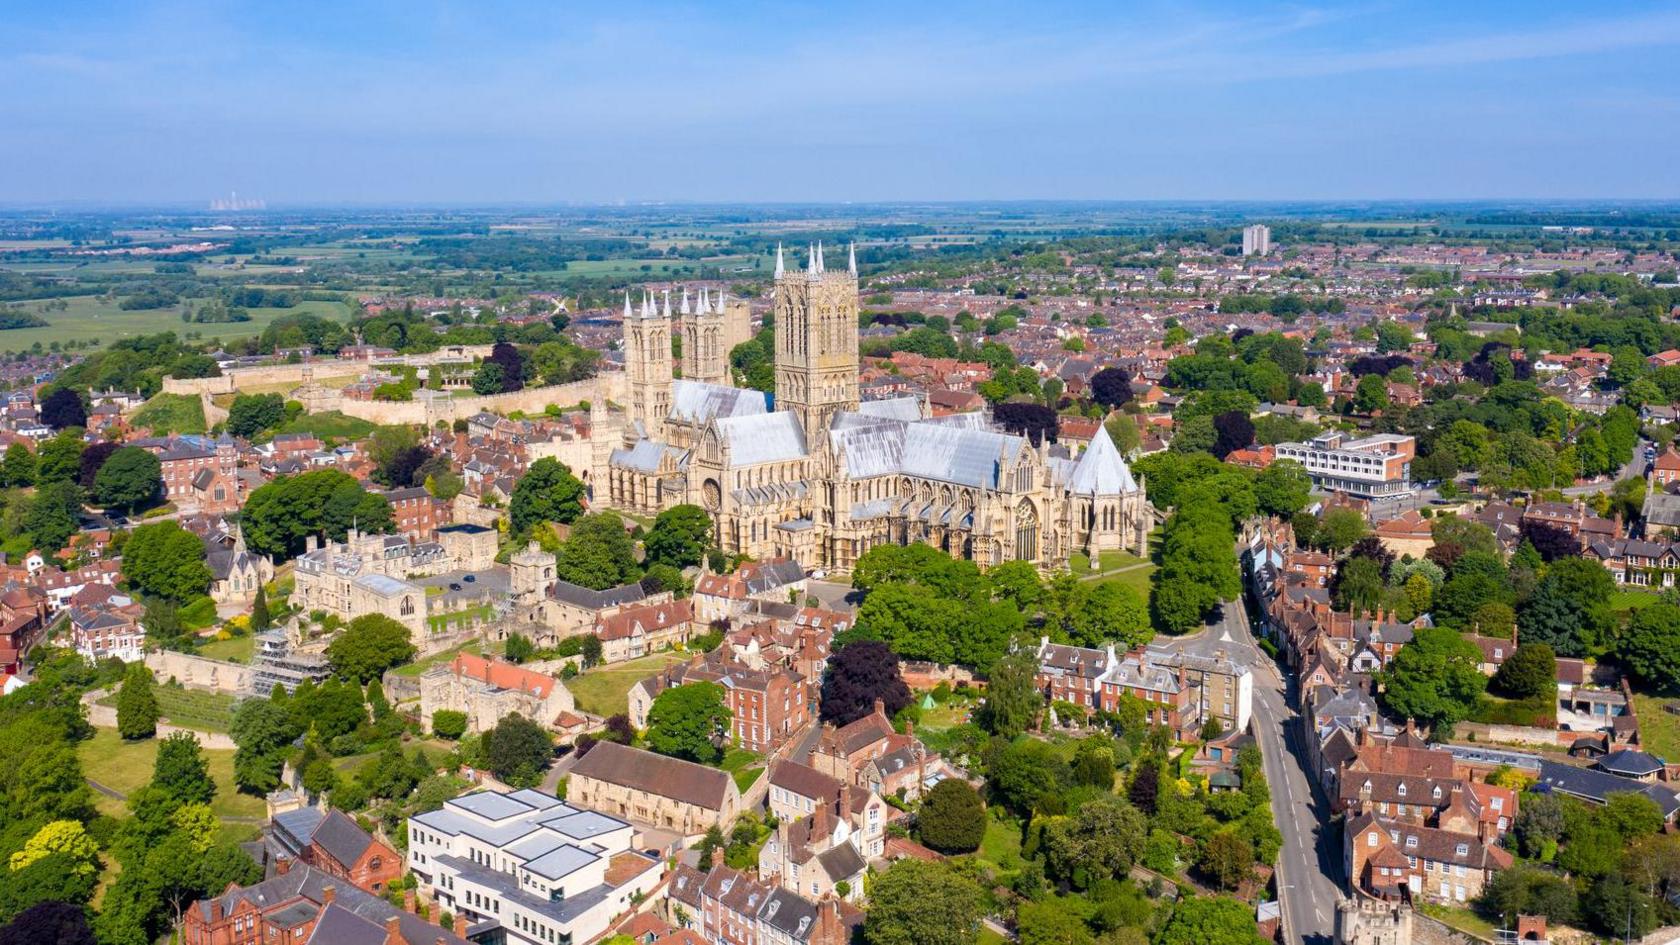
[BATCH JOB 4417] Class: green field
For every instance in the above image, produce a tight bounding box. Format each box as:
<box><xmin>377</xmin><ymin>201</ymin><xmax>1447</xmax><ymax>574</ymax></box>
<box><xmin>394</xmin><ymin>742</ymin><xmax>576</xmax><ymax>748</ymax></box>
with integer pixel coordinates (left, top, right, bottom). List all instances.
<box><xmin>77</xmin><ymin>727</ymin><xmax>266</xmax><ymax>822</ymax></box>
<box><xmin>0</xmin><ymin>295</ymin><xmax>351</xmax><ymax>353</ymax></box>
<box><xmin>567</xmin><ymin>652</ymin><xmax>690</xmax><ymax>717</ymax></box>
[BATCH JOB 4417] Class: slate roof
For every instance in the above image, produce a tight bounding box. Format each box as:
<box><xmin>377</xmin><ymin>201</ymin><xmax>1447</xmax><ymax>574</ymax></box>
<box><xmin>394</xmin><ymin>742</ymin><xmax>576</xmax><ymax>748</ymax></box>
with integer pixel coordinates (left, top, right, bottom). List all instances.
<box><xmin>1599</xmin><ymin>749</ymin><xmax>1665</xmax><ymax>778</ymax></box>
<box><xmin>192</xmin><ymin>864</ymin><xmax>469</xmax><ymax>945</ymax></box>
<box><xmin>1536</xmin><ymin>759</ymin><xmax>1680</xmax><ymax>818</ymax></box>
<box><xmin>308</xmin><ymin>809</ymin><xmax>376</xmax><ymax>868</ymax></box>
<box><xmin>570</xmin><ymin>740</ymin><xmax>733</xmax><ymax>810</ymax></box>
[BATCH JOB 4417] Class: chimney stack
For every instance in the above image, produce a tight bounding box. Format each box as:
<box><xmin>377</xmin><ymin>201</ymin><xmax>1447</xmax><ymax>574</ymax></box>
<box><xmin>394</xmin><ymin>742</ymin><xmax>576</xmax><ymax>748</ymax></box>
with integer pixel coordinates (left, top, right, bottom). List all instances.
<box><xmin>322</xmin><ymin>885</ymin><xmax>336</xmax><ymax>906</ymax></box>
<box><xmin>453</xmin><ymin>912</ymin><xmax>467</xmax><ymax>937</ymax></box>
<box><xmin>873</xmin><ymin>698</ymin><xmax>885</xmax><ymax>718</ymax></box>
<box><xmin>710</xmin><ymin>845</ymin><xmax>725</xmax><ymax>868</ymax></box>
<box><xmin>275</xmin><ymin>857</ymin><xmax>292</xmax><ymax>876</ymax></box>
<box><xmin>384</xmin><ymin>916</ymin><xmax>402</xmax><ymax>942</ymax></box>
<box><xmin>404</xmin><ymin>888</ymin><xmax>417</xmax><ymax>913</ymax></box>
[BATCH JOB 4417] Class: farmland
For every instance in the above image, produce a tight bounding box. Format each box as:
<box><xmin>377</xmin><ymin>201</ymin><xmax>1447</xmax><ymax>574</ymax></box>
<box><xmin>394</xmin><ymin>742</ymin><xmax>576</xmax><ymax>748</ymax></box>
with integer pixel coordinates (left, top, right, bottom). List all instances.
<box><xmin>0</xmin><ymin>295</ymin><xmax>352</xmax><ymax>353</ymax></box>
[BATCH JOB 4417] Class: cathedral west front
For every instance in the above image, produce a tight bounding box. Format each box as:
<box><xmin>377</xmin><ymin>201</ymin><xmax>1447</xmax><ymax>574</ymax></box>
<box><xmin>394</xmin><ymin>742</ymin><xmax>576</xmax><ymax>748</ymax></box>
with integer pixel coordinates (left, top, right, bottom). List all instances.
<box><xmin>600</xmin><ymin>243</ymin><xmax>1156</xmax><ymax>573</ymax></box>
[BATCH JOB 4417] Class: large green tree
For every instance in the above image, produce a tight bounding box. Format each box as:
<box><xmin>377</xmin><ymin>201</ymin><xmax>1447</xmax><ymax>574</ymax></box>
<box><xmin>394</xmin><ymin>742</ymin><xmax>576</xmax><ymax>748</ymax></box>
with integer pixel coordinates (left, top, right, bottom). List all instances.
<box><xmin>916</xmin><ymin>779</ymin><xmax>985</xmax><ymax>854</ymax></box>
<box><xmin>1156</xmin><ymin>896</ymin><xmax>1266</xmax><ymax>945</ymax></box>
<box><xmin>115</xmin><ymin>664</ymin><xmax>158</xmax><ymax>741</ymax></box>
<box><xmin>325</xmin><ymin>614</ymin><xmax>416</xmax><ymax>683</ymax></box>
<box><xmin>863</xmin><ymin>859</ymin><xmax>983</xmax><ymax>945</ymax></box>
<box><xmin>24</xmin><ymin>481</ymin><xmax>83</xmax><ymax>554</ymax></box>
<box><xmin>241</xmin><ymin>469</ymin><xmax>393</xmax><ymax>560</ymax></box>
<box><xmin>643</xmin><ymin>504</ymin><xmax>713</xmax><ymax>569</ymax></box>
<box><xmin>92</xmin><ymin>447</ymin><xmax>162</xmax><ymax>513</ymax></box>
<box><xmin>979</xmin><ymin>646</ymin><xmax>1043</xmax><ymax>738</ymax></box>
<box><xmin>1378</xmin><ymin>626</ymin><xmax>1486</xmax><ymax>728</ymax></box>
<box><xmin>509</xmin><ymin>458</ymin><xmax>587</xmax><ymax>535</ymax></box>
<box><xmin>151</xmin><ymin>732</ymin><xmax>215</xmax><ymax>807</ymax></box>
<box><xmin>483</xmin><ymin>714</ymin><xmax>551</xmax><ymax>788</ymax></box>
<box><xmin>121</xmin><ymin>521</ymin><xmax>212</xmax><ymax>602</ymax></box>
<box><xmin>1041</xmin><ymin>795</ymin><xmax>1147</xmax><ymax>888</ymax></box>
<box><xmin>230</xmin><ymin>698</ymin><xmax>300</xmax><ymax>794</ymax></box>
<box><xmin>553</xmin><ymin>512</ymin><xmax>640</xmax><ymax>589</ymax></box>
<box><xmin>645</xmin><ymin>682</ymin><xmax>730</xmax><ymax>765</ymax></box>
<box><xmin>1619</xmin><ymin>603</ymin><xmax>1680</xmax><ymax>688</ymax></box>
<box><xmin>225</xmin><ymin>393</ymin><xmax>285</xmax><ymax>438</ymax></box>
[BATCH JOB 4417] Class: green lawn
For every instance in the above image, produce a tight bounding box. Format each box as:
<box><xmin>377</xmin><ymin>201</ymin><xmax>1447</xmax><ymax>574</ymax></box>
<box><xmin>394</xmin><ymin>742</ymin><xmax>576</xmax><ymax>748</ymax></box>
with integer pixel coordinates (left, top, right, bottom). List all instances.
<box><xmin>99</xmin><ymin>686</ymin><xmax>239</xmax><ymax>733</ymax></box>
<box><xmin>1610</xmin><ymin>588</ymin><xmax>1665</xmax><ymax>611</ymax></box>
<box><xmin>197</xmin><ymin>634</ymin><xmax>257</xmax><ymax>664</ymax></box>
<box><xmin>733</xmin><ymin>767</ymin><xmax>765</xmax><ymax>791</ymax></box>
<box><xmin>1417</xmin><ymin>902</ymin><xmax>1498</xmax><ymax>939</ymax></box>
<box><xmin>1632</xmin><ymin>691</ymin><xmax>1680</xmax><ymax>762</ymax></box>
<box><xmin>78</xmin><ymin>728</ymin><xmax>266</xmax><ymax>822</ymax></box>
<box><xmin>131</xmin><ymin>393</ymin><xmax>207</xmax><ymax>435</ymax></box>
<box><xmin>974</xmin><ymin>815</ymin><xmax>1026</xmax><ymax>877</ymax></box>
<box><xmin>567</xmin><ymin>652</ymin><xmax>690</xmax><ymax>717</ymax></box>
<box><xmin>0</xmin><ymin>295</ymin><xmax>351</xmax><ymax>353</ymax></box>
<box><xmin>273</xmin><ymin>410</ymin><xmax>380</xmax><ymax>443</ymax></box>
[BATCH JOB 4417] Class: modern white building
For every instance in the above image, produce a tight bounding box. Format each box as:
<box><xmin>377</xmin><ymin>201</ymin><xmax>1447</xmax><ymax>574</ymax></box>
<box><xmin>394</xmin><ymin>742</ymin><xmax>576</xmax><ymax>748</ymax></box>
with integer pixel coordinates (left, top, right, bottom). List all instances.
<box><xmin>1242</xmin><ymin>224</ymin><xmax>1272</xmax><ymax>257</ymax></box>
<box><xmin>1274</xmin><ymin>432</ymin><xmax>1416</xmax><ymax>500</ymax></box>
<box><xmin>407</xmin><ymin>788</ymin><xmax>663</xmax><ymax>945</ymax></box>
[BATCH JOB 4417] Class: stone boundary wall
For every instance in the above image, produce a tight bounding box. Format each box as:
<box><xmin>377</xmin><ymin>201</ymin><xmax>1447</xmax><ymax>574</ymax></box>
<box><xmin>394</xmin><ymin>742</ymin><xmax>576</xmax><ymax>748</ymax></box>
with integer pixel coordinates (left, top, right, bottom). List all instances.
<box><xmin>144</xmin><ymin>650</ymin><xmax>253</xmax><ymax>694</ymax></box>
<box><xmin>1413</xmin><ymin>912</ymin><xmax>1491</xmax><ymax>945</ymax></box>
<box><xmin>1455</xmin><ymin>721</ymin><xmax>1565</xmax><ymax>747</ymax></box>
<box><xmin>164</xmin><ymin>368</ymin><xmax>624</xmax><ymax>428</ymax></box>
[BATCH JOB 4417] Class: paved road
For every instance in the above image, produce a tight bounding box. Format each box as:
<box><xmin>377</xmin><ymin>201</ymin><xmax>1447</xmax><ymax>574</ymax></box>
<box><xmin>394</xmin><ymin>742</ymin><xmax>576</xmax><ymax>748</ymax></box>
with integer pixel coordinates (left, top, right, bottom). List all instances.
<box><xmin>1197</xmin><ymin>601</ymin><xmax>1341</xmax><ymax>945</ymax></box>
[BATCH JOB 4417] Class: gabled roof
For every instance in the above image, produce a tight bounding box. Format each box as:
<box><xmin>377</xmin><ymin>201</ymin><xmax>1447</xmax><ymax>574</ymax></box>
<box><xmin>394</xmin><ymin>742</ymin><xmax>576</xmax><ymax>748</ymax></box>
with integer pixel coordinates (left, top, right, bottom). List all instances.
<box><xmin>570</xmin><ymin>740</ymin><xmax>733</xmax><ymax>810</ymax></box>
<box><xmin>1065</xmin><ymin>426</ymin><xmax>1137</xmax><ymax>495</ymax></box>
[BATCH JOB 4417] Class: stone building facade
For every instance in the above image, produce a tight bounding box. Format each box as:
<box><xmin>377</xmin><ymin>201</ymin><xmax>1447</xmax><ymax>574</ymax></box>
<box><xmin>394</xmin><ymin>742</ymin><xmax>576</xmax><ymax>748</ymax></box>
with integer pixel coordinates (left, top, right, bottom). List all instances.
<box><xmin>567</xmin><ymin>740</ymin><xmax>741</xmax><ymax>838</ymax></box>
<box><xmin>605</xmin><ymin>245</ymin><xmax>1156</xmax><ymax>572</ymax></box>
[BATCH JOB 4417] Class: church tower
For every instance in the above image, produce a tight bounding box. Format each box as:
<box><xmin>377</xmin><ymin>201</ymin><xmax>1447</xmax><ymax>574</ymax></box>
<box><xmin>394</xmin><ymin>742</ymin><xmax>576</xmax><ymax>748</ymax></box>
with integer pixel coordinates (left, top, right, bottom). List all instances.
<box><xmin>623</xmin><ymin>289</ymin><xmax>673</xmax><ymax>441</ymax></box>
<box><xmin>774</xmin><ymin>242</ymin><xmax>860</xmax><ymax>442</ymax></box>
<box><xmin>680</xmin><ymin>286</ymin><xmax>745</xmax><ymax>387</ymax></box>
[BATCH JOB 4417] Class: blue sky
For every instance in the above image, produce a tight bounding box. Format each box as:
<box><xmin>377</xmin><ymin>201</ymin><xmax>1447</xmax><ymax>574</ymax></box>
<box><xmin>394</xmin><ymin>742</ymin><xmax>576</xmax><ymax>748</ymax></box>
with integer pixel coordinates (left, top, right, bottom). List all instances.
<box><xmin>3</xmin><ymin>1</ymin><xmax>1679</xmax><ymax>205</ymax></box>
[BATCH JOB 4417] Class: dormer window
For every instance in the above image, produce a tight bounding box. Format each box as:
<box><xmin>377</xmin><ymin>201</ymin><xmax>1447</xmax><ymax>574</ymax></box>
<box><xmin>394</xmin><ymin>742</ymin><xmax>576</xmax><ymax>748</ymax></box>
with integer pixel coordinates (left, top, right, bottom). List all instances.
<box><xmin>1455</xmin><ymin>843</ymin><xmax>1469</xmax><ymax>856</ymax></box>
<box><xmin>1405</xmin><ymin>836</ymin><xmax>1417</xmax><ymax>848</ymax></box>
<box><xmin>1397</xmin><ymin>783</ymin><xmax>1407</xmax><ymax>797</ymax></box>
<box><xmin>1367</xmin><ymin>831</ymin><xmax>1378</xmax><ymax>847</ymax></box>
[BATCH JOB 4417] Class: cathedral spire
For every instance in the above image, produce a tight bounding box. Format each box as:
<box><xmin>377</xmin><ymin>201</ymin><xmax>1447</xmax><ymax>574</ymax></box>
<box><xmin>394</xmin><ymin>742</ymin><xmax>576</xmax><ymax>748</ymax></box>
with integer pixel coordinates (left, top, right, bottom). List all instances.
<box><xmin>680</xmin><ymin>286</ymin><xmax>691</xmax><ymax>315</ymax></box>
<box><xmin>816</xmin><ymin>241</ymin><xmax>825</xmax><ymax>273</ymax></box>
<box><xmin>661</xmin><ymin>288</ymin><xmax>672</xmax><ymax>318</ymax></box>
<box><xmin>807</xmin><ymin>243</ymin><xmax>817</xmax><ymax>275</ymax></box>
<box><xmin>715</xmin><ymin>286</ymin><xmax>727</xmax><ymax>310</ymax></box>
<box><xmin>623</xmin><ymin>291</ymin><xmax>632</xmax><ymax>320</ymax></box>
<box><xmin>775</xmin><ymin>242</ymin><xmax>784</xmax><ymax>278</ymax></box>
<box><xmin>848</xmin><ymin>242</ymin><xmax>857</xmax><ymax>275</ymax></box>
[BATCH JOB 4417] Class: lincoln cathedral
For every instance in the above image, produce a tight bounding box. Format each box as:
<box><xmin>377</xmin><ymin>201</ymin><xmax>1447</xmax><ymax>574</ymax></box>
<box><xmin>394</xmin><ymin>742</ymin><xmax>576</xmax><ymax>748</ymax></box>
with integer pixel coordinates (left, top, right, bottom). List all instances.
<box><xmin>599</xmin><ymin>243</ymin><xmax>1156</xmax><ymax>572</ymax></box>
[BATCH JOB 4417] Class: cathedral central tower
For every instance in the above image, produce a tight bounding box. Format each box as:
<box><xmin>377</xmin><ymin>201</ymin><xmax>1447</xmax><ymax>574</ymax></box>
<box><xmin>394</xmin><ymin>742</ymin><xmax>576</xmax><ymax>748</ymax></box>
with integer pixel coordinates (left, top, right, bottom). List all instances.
<box><xmin>773</xmin><ymin>242</ymin><xmax>860</xmax><ymax>442</ymax></box>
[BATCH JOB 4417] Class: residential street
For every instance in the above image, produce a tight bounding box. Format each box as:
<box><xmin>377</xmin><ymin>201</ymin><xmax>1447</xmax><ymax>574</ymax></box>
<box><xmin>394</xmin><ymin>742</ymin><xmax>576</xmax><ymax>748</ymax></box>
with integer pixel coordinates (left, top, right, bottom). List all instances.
<box><xmin>1176</xmin><ymin>600</ymin><xmax>1342</xmax><ymax>945</ymax></box>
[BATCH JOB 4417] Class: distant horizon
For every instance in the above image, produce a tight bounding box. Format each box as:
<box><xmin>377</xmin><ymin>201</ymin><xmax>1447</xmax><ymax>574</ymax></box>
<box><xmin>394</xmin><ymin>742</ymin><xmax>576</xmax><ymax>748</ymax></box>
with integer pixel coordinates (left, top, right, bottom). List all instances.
<box><xmin>7</xmin><ymin>197</ymin><xmax>1680</xmax><ymax>215</ymax></box>
<box><xmin>6</xmin><ymin>2</ymin><xmax>1680</xmax><ymax>204</ymax></box>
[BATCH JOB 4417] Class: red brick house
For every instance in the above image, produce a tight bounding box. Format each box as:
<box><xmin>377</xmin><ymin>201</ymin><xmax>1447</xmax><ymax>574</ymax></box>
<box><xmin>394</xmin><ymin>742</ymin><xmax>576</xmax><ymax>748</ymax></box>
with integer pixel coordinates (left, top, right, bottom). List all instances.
<box><xmin>379</xmin><ymin>486</ymin><xmax>448</xmax><ymax>542</ymax></box>
<box><xmin>267</xmin><ymin>807</ymin><xmax>401</xmax><ymax>895</ymax></box>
